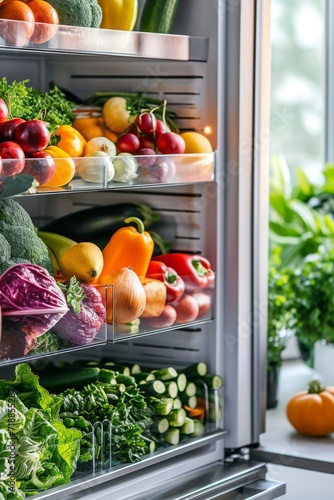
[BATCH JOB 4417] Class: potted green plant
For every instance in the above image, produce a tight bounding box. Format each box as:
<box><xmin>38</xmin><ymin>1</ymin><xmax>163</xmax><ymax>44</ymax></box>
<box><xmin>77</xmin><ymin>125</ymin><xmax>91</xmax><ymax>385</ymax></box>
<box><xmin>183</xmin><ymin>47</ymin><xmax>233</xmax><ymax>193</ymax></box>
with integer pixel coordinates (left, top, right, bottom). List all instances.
<box><xmin>287</xmin><ymin>250</ymin><xmax>334</xmax><ymax>367</ymax></box>
<box><xmin>267</xmin><ymin>259</ymin><xmax>296</xmax><ymax>409</ymax></box>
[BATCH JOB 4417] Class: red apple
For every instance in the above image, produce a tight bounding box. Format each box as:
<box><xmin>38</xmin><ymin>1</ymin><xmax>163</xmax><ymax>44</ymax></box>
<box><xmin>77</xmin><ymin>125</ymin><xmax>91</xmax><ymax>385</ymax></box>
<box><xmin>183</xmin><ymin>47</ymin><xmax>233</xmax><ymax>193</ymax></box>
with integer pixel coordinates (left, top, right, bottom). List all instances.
<box><xmin>0</xmin><ymin>118</ymin><xmax>25</xmax><ymax>142</ymax></box>
<box><xmin>0</xmin><ymin>98</ymin><xmax>9</xmax><ymax>123</ymax></box>
<box><xmin>170</xmin><ymin>294</ymin><xmax>200</xmax><ymax>324</ymax></box>
<box><xmin>139</xmin><ymin>135</ymin><xmax>155</xmax><ymax>150</ymax></box>
<box><xmin>14</xmin><ymin>119</ymin><xmax>50</xmax><ymax>154</ymax></box>
<box><xmin>23</xmin><ymin>151</ymin><xmax>55</xmax><ymax>185</ymax></box>
<box><xmin>0</xmin><ymin>141</ymin><xmax>25</xmax><ymax>176</ymax></box>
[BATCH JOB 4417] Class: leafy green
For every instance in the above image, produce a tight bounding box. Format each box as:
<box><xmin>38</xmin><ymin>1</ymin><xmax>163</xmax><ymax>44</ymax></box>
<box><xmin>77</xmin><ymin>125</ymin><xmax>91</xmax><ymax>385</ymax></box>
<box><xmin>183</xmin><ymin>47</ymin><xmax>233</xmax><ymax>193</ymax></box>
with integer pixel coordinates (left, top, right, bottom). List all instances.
<box><xmin>28</xmin><ymin>331</ymin><xmax>62</xmax><ymax>356</ymax></box>
<box><xmin>0</xmin><ymin>175</ymin><xmax>36</xmax><ymax>199</ymax></box>
<box><xmin>0</xmin><ymin>401</ymin><xmax>25</xmax><ymax>434</ymax></box>
<box><xmin>0</xmin><ymin>364</ymin><xmax>62</xmax><ymax>420</ymax></box>
<box><xmin>0</xmin><ymin>480</ymin><xmax>25</xmax><ymax>500</ymax></box>
<box><xmin>0</xmin><ymin>78</ymin><xmax>76</xmax><ymax>133</ymax></box>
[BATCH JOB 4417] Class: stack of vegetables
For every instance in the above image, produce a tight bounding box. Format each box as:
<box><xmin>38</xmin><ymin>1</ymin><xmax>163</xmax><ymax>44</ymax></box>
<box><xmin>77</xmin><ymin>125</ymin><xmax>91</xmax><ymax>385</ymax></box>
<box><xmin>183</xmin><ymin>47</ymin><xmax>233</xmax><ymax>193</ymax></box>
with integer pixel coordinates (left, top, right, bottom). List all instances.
<box><xmin>0</xmin><ymin>360</ymin><xmax>222</xmax><ymax>497</ymax></box>
<box><xmin>0</xmin><ymin>0</ymin><xmax>180</xmax><ymax>41</ymax></box>
<box><xmin>0</xmin><ymin>77</ymin><xmax>213</xmax><ymax>197</ymax></box>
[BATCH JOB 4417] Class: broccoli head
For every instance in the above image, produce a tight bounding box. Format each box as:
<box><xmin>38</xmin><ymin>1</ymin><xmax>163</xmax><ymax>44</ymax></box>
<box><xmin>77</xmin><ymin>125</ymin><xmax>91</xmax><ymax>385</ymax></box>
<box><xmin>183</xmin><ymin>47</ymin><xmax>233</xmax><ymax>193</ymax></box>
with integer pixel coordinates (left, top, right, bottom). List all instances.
<box><xmin>0</xmin><ymin>199</ymin><xmax>35</xmax><ymax>230</ymax></box>
<box><xmin>0</xmin><ymin>222</ymin><xmax>53</xmax><ymax>275</ymax></box>
<box><xmin>48</xmin><ymin>0</ymin><xmax>102</xmax><ymax>28</ymax></box>
<box><xmin>0</xmin><ymin>258</ymin><xmax>31</xmax><ymax>275</ymax></box>
<box><xmin>0</xmin><ymin>235</ymin><xmax>11</xmax><ymax>264</ymax></box>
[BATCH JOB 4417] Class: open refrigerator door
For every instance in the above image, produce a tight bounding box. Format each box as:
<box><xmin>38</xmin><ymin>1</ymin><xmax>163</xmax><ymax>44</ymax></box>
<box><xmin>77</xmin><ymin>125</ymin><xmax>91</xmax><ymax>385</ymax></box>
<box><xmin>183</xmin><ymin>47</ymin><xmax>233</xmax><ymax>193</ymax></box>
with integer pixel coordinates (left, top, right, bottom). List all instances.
<box><xmin>0</xmin><ymin>0</ymin><xmax>285</xmax><ymax>498</ymax></box>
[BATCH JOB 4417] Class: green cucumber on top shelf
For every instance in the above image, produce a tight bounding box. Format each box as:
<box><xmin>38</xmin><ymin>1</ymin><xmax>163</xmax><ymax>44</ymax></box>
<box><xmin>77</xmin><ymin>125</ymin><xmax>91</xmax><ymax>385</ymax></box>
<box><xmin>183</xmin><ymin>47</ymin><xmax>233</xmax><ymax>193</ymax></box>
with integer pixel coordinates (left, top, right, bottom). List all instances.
<box><xmin>139</xmin><ymin>0</ymin><xmax>180</xmax><ymax>34</ymax></box>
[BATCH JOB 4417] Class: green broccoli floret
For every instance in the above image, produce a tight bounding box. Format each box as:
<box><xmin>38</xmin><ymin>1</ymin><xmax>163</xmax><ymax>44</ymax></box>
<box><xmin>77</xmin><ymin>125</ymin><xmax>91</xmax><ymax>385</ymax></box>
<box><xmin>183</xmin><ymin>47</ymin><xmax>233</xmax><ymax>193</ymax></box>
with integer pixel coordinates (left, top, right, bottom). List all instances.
<box><xmin>0</xmin><ymin>222</ymin><xmax>53</xmax><ymax>275</ymax></box>
<box><xmin>0</xmin><ymin>199</ymin><xmax>35</xmax><ymax>230</ymax></box>
<box><xmin>0</xmin><ymin>258</ymin><xmax>31</xmax><ymax>275</ymax></box>
<box><xmin>48</xmin><ymin>0</ymin><xmax>102</xmax><ymax>28</ymax></box>
<box><xmin>88</xmin><ymin>0</ymin><xmax>102</xmax><ymax>28</ymax></box>
<box><xmin>0</xmin><ymin>235</ymin><xmax>11</xmax><ymax>264</ymax></box>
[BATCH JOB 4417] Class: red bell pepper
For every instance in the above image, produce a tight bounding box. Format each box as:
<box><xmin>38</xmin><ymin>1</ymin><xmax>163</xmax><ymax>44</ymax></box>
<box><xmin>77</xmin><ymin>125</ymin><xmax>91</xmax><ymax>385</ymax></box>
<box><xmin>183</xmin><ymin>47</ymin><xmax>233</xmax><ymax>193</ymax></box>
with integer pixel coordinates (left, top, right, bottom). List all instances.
<box><xmin>152</xmin><ymin>253</ymin><xmax>215</xmax><ymax>293</ymax></box>
<box><xmin>146</xmin><ymin>260</ymin><xmax>185</xmax><ymax>303</ymax></box>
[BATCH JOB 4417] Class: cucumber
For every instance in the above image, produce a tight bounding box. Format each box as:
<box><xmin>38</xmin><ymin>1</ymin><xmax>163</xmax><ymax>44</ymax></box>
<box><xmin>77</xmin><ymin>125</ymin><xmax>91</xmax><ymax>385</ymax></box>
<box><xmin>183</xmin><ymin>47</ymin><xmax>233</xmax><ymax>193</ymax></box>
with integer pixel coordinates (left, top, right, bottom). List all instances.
<box><xmin>139</xmin><ymin>380</ymin><xmax>166</xmax><ymax>396</ymax></box>
<box><xmin>167</xmin><ymin>408</ymin><xmax>186</xmax><ymax>428</ymax></box>
<box><xmin>154</xmin><ymin>367</ymin><xmax>178</xmax><ymax>381</ymax></box>
<box><xmin>139</xmin><ymin>0</ymin><xmax>180</xmax><ymax>34</ymax></box>
<box><xmin>180</xmin><ymin>417</ymin><xmax>195</xmax><ymax>435</ymax></box>
<box><xmin>164</xmin><ymin>381</ymin><xmax>178</xmax><ymax>399</ymax></box>
<box><xmin>183</xmin><ymin>363</ymin><xmax>207</xmax><ymax>379</ymax></box>
<box><xmin>38</xmin><ymin>367</ymin><xmax>100</xmax><ymax>392</ymax></box>
<box><xmin>151</xmin><ymin>418</ymin><xmax>169</xmax><ymax>434</ymax></box>
<box><xmin>162</xmin><ymin>428</ymin><xmax>180</xmax><ymax>445</ymax></box>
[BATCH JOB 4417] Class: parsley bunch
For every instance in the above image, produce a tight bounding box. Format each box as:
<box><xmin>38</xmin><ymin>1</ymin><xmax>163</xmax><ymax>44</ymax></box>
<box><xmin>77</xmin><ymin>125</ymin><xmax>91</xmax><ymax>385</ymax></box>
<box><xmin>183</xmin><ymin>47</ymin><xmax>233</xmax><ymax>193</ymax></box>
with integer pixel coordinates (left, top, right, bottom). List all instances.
<box><xmin>0</xmin><ymin>78</ymin><xmax>76</xmax><ymax>133</ymax></box>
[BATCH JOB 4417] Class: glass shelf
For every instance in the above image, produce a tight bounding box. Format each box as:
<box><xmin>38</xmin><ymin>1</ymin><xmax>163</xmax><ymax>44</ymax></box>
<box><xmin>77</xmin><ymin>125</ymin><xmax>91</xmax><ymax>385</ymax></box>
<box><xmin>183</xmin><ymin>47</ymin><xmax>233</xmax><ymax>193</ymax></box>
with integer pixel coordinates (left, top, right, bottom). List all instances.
<box><xmin>0</xmin><ymin>284</ymin><xmax>111</xmax><ymax>366</ymax></box>
<box><xmin>0</xmin><ymin>20</ymin><xmax>208</xmax><ymax>62</ymax></box>
<box><xmin>31</xmin><ymin>152</ymin><xmax>215</xmax><ymax>195</ymax></box>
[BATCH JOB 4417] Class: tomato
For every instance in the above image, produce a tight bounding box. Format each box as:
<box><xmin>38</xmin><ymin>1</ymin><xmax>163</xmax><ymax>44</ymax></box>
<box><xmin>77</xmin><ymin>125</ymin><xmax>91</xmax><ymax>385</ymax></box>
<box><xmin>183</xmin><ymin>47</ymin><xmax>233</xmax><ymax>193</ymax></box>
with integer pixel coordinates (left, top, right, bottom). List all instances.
<box><xmin>170</xmin><ymin>294</ymin><xmax>200</xmax><ymax>324</ymax></box>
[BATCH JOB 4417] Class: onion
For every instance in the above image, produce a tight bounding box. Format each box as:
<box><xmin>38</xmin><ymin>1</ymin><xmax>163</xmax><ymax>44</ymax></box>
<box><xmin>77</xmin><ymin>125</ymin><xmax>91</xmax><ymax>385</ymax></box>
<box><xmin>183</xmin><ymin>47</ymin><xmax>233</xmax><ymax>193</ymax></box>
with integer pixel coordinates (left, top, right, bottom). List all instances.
<box><xmin>99</xmin><ymin>266</ymin><xmax>146</xmax><ymax>324</ymax></box>
<box><xmin>84</xmin><ymin>136</ymin><xmax>117</xmax><ymax>156</ymax></box>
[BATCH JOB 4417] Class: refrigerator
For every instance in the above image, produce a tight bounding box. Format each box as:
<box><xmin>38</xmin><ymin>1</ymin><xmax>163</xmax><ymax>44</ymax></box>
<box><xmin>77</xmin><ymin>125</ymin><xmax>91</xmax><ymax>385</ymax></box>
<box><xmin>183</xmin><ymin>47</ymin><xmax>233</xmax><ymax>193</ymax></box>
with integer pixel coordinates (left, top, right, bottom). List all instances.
<box><xmin>0</xmin><ymin>0</ymin><xmax>286</xmax><ymax>498</ymax></box>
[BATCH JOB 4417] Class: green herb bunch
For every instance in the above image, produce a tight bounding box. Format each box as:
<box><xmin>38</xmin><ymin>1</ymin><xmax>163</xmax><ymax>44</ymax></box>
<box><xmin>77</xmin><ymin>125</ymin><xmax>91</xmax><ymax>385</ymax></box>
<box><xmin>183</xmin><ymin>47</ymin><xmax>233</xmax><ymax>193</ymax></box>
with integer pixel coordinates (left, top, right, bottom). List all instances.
<box><xmin>0</xmin><ymin>78</ymin><xmax>76</xmax><ymax>133</ymax></box>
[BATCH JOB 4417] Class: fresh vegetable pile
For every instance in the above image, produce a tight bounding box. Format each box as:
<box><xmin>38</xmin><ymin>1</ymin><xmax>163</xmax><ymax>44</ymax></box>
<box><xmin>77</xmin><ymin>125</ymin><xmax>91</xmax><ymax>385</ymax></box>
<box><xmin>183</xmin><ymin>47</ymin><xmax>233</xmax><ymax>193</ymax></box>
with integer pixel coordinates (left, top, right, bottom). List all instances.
<box><xmin>0</xmin><ymin>77</ymin><xmax>213</xmax><ymax>194</ymax></box>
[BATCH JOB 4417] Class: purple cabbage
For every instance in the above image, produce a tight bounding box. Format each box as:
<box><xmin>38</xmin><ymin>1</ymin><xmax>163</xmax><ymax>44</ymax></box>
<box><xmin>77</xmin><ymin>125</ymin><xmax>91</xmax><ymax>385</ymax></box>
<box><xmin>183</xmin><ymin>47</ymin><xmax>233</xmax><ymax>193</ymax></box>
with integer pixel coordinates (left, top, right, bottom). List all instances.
<box><xmin>53</xmin><ymin>283</ymin><xmax>105</xmax><ymax>346</ymax></box>
<box><xmin>0</xmin><ymin>264</ymin><xmax>68</xmax><ymax>336</ymax></box>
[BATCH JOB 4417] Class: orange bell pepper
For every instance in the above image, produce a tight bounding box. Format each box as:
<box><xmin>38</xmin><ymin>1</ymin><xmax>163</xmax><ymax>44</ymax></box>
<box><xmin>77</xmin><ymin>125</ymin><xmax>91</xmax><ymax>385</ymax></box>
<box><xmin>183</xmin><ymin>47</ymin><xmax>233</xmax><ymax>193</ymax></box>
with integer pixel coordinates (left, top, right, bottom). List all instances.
<box><xmin>55</xmin><ymin>124</ymin><xmax>86</xmax><ymax>157</ymax></box>
<box><xmin>100</xmin><ymin>217</ymin><xmax>154</xmax><ymax>279</ymax></box>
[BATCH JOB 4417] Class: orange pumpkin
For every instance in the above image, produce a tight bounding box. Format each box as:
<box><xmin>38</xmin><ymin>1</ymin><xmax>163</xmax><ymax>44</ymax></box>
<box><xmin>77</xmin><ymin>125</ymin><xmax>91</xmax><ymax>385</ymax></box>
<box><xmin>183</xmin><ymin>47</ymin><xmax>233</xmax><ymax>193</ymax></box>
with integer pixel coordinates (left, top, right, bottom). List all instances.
<box><xmin>286</xmin><ymin>380</ymin><xmax>334</xmax><ymax>437</ymax></box>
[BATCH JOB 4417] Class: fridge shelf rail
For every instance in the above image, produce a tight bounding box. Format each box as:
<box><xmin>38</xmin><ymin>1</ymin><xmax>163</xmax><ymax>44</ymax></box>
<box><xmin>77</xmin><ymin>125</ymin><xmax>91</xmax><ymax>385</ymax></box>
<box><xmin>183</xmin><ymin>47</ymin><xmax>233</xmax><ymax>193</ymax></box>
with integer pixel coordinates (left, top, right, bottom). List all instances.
<box><xmin>0</xmin><ymin>20</ymin><xmax>209</xmax><ymax>62</ymax></box>
<box><xmin>111</xmin><ymin>286</ymin><xmax>215</xmax><ymax>342</ymax></box>
<box><xmin>7</xmin><ymin>153</ymin><xmax>215</xmax><ymax>197</ymax></box>
<box><xmin>31</xmin><ymin>429</ymin><xmax>227</xmax><ymax>500</ymax></box>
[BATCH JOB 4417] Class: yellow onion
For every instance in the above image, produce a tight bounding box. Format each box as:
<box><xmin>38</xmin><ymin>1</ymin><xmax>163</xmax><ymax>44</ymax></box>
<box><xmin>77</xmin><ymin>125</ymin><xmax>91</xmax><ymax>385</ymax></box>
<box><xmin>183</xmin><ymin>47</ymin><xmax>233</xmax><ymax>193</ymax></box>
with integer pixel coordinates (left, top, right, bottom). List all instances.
<box><xmin>98</xmin><ymin>266</ymin><xmax>146</xmax><ymax>324</ymax></box>
<box><xmin>84</xmin><ymin>136</ymin><xmax>117</xmax><ymax>156</ymax></box>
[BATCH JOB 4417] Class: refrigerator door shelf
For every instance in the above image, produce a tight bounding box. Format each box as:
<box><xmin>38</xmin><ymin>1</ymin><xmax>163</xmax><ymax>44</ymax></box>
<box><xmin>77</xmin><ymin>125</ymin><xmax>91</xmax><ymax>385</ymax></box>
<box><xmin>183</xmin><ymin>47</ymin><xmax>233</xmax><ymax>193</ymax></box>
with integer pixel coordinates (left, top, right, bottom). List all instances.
<box><xmin>0</xmin><ymin>19</ymin><xmax>208</xmax><ymax>62</ymax></box>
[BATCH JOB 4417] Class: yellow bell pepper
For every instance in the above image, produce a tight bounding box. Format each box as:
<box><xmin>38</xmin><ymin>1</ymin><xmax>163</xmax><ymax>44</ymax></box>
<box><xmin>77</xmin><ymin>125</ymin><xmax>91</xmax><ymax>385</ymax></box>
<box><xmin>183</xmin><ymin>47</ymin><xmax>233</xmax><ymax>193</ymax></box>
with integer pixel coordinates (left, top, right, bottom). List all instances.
<box><xmin>43</xmin><ymin>146</ymin><xmax>76</xmax><ymax>188</ymax></box>
<box><xmin>99</xmin><ymin>0</ymin><xmax>138</xmax><ymax>31</ymax></box>
<box><xmin>55</xmin><ymin>125</ymin><xmax>86</xmax><ymax>157</ymax></box>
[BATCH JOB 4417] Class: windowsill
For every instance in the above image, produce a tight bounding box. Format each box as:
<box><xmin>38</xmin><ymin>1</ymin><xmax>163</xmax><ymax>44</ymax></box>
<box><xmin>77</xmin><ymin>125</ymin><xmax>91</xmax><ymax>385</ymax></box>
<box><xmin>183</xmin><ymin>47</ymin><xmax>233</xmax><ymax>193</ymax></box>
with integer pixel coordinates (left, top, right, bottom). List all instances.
<box><xmin>250</xmin><ymin>359</ymin><xmax>334</xmax><ymax>474</ymax></box>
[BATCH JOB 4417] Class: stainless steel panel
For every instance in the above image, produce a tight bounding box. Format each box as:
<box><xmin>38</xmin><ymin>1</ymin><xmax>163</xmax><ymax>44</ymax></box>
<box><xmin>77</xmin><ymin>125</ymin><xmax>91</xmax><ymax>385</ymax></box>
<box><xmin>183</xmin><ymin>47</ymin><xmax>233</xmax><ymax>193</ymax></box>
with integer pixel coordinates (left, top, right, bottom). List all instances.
<box><xmin>61</xmin><ymin>461</ymin><xmax>284</xmax><ymax>500</ymax></box>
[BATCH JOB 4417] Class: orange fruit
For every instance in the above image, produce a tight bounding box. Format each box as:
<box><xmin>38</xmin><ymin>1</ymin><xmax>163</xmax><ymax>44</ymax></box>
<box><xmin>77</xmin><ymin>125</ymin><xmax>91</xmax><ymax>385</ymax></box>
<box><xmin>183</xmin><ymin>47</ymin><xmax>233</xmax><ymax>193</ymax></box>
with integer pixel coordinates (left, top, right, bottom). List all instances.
<box><xmin>0</xmin><ymin>1</ymin><xmax>35</xmax><ymax>46</ymax></box>
<box><xmin>180</xmin><ymin>132</ymin><xmax>213</xmax><ymax>154</ymax></box>
<box><xmin>27</xmin><ymin>0</ymin><xmax>59</xmax><ymax>45</ymax></box>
